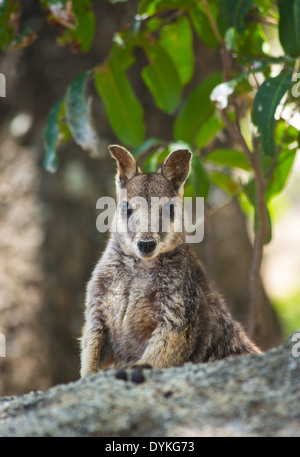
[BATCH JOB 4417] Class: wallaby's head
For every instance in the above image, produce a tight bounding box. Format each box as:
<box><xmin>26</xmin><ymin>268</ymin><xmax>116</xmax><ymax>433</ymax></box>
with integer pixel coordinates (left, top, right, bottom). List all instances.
<box><xmin>109</xmin><ymin>145</ymin><xmax>191</xmax><ymax>260</ymax></box>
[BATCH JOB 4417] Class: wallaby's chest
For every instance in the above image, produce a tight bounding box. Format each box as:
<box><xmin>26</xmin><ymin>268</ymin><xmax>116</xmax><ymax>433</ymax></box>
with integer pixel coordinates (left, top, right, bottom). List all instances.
<box><xmin>104</xmin><ymin>273</ymin><xmax>159</xmax><ymax>362</ymax></box>
<box><xmin>105</xmin><ymin>274</ymin><xmax>158</xmax><ymax>326</ymax></box>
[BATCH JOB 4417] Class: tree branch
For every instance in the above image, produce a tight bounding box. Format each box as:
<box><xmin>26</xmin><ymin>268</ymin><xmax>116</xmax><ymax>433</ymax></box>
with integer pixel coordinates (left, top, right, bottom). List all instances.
<box><xmin>220</xmin><ymin>109</ymin><xmax>254</xmax><ymax>166</ymax></box>
<box><xmin>201</xmin><ymin>0</ymin><xmax>269</xmax><ymax>342</ymax></box>
<box><xmin>248</xmin><ymin>138</ymin><xmax>269</xmax><ymax>339</ymax></box>
<box><xmin>200</xmin><ymin>0</ymin><xmax>231</xmax><ymax>81</ymax></box>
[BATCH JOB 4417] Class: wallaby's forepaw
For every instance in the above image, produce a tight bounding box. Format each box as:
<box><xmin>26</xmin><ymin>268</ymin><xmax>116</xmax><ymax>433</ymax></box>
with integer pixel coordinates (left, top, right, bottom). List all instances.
<box><xmin>80</xmin><ymin>366</ymin><xmax>98</xmax><ymax>378</ymax></box>
<box><xmin>115</xmin><ymin>365</ymin><xmax>149</xmax><ymax>384</ymax></box>
<box><xmin>80</xmin><ymin>353</ymin><xmax>99</xmax><ymax>378</ymax></box>
<box><xmin>131</xmin><ymin>363</ymin><xmax>152</xmax><ymax>370</ymax></box>
<box><xmin>120</xmin><ymin>362</ymin><xmax>152</xmax><ymax>371</ymax></box>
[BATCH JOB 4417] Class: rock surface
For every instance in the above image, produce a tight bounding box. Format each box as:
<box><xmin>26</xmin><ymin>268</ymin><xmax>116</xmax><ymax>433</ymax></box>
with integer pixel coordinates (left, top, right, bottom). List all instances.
<box><xmin>0</xmin><ymin>332</ymin><xmax>299</xmax><ymax>437</ymax></box>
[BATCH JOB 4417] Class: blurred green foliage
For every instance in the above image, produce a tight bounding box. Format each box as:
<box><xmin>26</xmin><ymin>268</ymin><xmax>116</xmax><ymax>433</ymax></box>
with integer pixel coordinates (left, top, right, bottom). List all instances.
<box><xmin>274</xmin><ymin>291</ymin><xmax>300</xmax><ymax>337</ymax></box>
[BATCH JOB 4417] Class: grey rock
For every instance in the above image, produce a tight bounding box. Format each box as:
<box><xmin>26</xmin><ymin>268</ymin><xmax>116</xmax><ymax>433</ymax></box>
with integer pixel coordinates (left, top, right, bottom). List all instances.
<box><xmin>0</xmin><ymin>331</ymin><xmax>299</xmax><ymax>437</ymax></box>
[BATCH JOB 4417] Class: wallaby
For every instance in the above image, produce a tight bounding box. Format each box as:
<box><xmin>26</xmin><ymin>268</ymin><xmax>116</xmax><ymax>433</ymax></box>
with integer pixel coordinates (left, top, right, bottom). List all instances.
<box><xmin>80</xmin><ymin>145</ymin><xmax>261</xmax><ymax>377</ymax></box>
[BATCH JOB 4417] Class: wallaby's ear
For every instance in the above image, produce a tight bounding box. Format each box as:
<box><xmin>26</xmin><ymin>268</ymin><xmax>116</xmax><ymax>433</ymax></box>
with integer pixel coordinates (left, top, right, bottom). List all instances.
<box><xmin>162</xmin><ymin>149</ymin><xmax>191</xmax><ymax>191</ymax></box>
<box><xmin>109</xmin><ymin>145</ymin><xmax>141</xmax><ymax>187</ymax></box>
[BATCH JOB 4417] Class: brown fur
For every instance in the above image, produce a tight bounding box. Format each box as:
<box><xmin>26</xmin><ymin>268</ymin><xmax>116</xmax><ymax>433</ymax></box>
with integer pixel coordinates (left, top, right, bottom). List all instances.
<box><xmin>80</xmin><ymin>145</ymin><xmax>261</xmax><ymax>377</ymax></box>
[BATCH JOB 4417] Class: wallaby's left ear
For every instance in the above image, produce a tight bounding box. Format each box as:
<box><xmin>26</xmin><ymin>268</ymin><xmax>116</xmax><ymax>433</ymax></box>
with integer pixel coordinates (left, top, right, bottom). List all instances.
<box><xmin>162</xmin><ymin>149</ymin><xmax>191</xmax><ymax>191</ymax></box>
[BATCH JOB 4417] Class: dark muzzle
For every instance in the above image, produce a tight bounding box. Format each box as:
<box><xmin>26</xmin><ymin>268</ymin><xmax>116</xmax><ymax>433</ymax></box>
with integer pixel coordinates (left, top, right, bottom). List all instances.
<box><xmin>137</xmin><ymin>238</ymin><xmax>157</xmax><ymax>254</ymax></box>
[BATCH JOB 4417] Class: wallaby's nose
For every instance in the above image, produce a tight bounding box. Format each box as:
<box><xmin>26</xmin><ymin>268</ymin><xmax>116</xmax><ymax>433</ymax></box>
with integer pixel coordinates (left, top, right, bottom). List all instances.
<box><xmin>137</xmin><ymin>238</ymin><xmax>157</xmax><ymax>254</ymax></box>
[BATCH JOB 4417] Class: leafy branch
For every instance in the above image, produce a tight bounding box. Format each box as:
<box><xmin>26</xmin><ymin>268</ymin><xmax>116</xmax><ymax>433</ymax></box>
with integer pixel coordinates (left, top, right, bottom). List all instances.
<box><xmin>200</xmin><ymin>0</ymin><xmax>271</xmax><ymax>338</ymax></box>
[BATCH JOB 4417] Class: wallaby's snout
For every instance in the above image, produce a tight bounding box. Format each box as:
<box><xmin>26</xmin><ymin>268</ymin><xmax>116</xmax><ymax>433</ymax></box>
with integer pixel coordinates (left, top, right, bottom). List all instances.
<box><xmin>137</xmin><ymin>237</ymin><xmax>157</xmax><ymax>256</ymax></box>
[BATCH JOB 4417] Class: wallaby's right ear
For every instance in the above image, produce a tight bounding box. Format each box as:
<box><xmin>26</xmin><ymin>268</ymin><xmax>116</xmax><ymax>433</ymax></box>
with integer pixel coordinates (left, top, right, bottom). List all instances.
<box><xmin>109</xmin><ymin>145</ymin><xmax>140</xmax><ymax>187</ymax></box>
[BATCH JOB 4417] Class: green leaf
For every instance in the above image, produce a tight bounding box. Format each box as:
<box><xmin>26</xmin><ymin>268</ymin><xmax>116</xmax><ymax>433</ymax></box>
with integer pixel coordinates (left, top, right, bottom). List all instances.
<box><xmin>183</xmin><ymin>181</ymin><xmax>195</xmax><ymax>198</ymax></box>
<box><xmin>141</xmin><ymin>42</ymin><xmax>182</xmax><ymax>114</ymax></box>
<box><xmin>244</xmin><ymin>178</ymin><xmax>256</xmax><ymax>207</ymax></box>
<box><xmin>278</xmin><ymin>0</ymin><xmax>300</xmax><ymax>57</ymax></box>
<box><xmin>132</xmin><ymin>138</ymin><xmax>163</xmax><ymax>158</ymax></box>
<box><xmin>138</xmin><ymin>0</ymin><xmax>165</xmax><ymax>14</ymax></box>
<box><xmin>266</xmin><ymin>148</ymin><xmax>297</xmax><ymax>201</ymax></box>
<box><xmin>218</xmin><ymin>0</ymin><xmax>253</xmax><ymax>35</ymax></box>
<box><xmin>159</xmin><ymin>15</ymin><xmax>194</xmax><ymax>85</ymax></box>
<box><xmin>142</xmin><ymin>147</ymin><xmax>170</xmax><ymax>172</ymax></box>
<box><xmin>71</xmin><ymin>0</ymin><xmax>95</xmax><ymax>52</ymax></box>
<box><xmin>188</xmin><ymin>154</ymin><xmax>210</xmax><ymax>198</ymax></box>
<box><xmin>8</xmin><ymin>26</ymin><xmax>37</xmax><ymax>50</ymax></box>
<box><xmin>0</xmin><ymin>0</ymin><xmax>8</xmax><ymax>17</ymax></box>
<box><xmin>252</xmin><ymin>70</ymin><xmax>292</xmax><ymax>157</ymax></box>
<box><xmin>224</xmin><ymin>22</ymin><xmax>265</xmax><ymax>57</ymax></box>
<box><xmin>138</xmin><ymin>0</ymin><xmax>197</xmax><ymax>15</ymax></box>
<box><xmin>142</xmin><ymin>139</ymin><xmax>193</xmax><ymax>173</ymax></box>
<box><xmin>188</xmin><ymin>2</ymin><xmax>220</xmax><ymax>48</ymax></box>
<box><xmin>44</xmin><ymin>97</ymin><xmax>64</xmax><ymax>173</ymax></box>
<box><xmin>275</xmin><ymin>119</ymin><xmax>299</xmax><ymax>147</ymax></box>
<box><xmin>57</xmin><ymin>99</ymin><xmax>72</xmax><ymax>143</ymax></box>
<box><xmin>42</xmin><ymin>0</ymin><xmax>95</xmax><ymax>52</ymax></box>
<box><xmin>234</xmin><ymin>76</ymin><xmax>253</xmax><ymax>96</ymax></box>
<box><xmin>205</xmin><ymin>148</ymin><xmax>251</xmax><ymax>171</ymax></box>
<box><xmin>94</xmin><ymin>53</ymin><xmax>145</xmax><ymax>147</ymax></box>
<box><xmin>138</xmin><ymin>0</ymin><xmax>220</xmax><ymax>50</ymax></box>
<box><xmin>146</xmin><ymin>17</ymin><xmax>164</xmax><ymax>33</ymax></box>
<box><xmin>209</xmin><ymin>171</ymin><xmax>240</xmax><ymax>195</ymax></box>
<box><xmin>195</xmin><ymin>115</ymin><xmax>224</xmax><ymax>149</ymax></box>
<box><xmin>174</xmin><ymin>72</ymin><xmax>222</xmax><ymax>145</ymax></box>
<box><xmin>257</xmin><ymin>0</ymin><xmax>274</xmax><ymax>16</ymax></box>
<box><xmin>0</xmin><ymin>0</ymin><xmax>37</xmax><ymax>51</ymax></box>
<box><xmin>66</xmin><ymin>71</ymin><xmax>99</xmax><ymax>154</ymax></box>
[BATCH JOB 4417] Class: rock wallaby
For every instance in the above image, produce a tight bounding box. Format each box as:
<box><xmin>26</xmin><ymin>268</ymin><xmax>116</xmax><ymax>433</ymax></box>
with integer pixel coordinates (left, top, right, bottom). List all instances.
<box><xmin>80</xmin><ymin>145</ymin><xmax>261</xmax><ymax>377</ymax></box>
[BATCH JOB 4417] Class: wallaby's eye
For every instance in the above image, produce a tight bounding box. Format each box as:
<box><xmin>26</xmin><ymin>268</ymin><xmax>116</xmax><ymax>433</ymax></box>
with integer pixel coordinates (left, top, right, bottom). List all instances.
<box><xmin>120</xmin><ymin>202</ymin><xmax>133</xmax><ymax>219</ymax></box>
<box><xmin>163</xmin><ymin>202</ymin><xmax>175</xmax><ymax>220</ymax></box>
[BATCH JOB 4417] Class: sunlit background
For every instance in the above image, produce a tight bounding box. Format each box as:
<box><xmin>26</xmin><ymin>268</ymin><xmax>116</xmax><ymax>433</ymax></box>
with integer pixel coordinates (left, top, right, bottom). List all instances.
<box><xmin>263</xmin><ymin>152</ymin><xmax>300</xmax><ymax>337</ymax></box>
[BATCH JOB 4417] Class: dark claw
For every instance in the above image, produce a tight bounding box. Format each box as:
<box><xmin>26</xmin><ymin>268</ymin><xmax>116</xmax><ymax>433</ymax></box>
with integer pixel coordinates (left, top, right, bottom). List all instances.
<box><xmin>131</xmin><ymin>369</ymin><xmax>145</xmax><ymax>384</ymax></box>
<box><xmin>115</xmin><ymin>369</ymin><xmax>128</xmax><ymax>381</ymax></box>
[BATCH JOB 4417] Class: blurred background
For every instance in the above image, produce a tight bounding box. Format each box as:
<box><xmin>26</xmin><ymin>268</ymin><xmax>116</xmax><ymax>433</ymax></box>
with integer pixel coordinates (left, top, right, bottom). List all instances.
<box><xmin>0</xmin><ymin>0</ymin><xmax>299</xmax><ymax>396</ymax></box>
